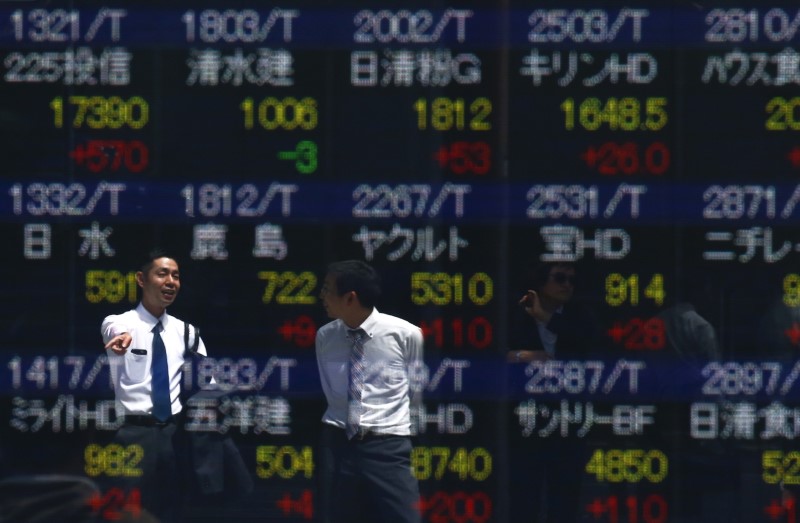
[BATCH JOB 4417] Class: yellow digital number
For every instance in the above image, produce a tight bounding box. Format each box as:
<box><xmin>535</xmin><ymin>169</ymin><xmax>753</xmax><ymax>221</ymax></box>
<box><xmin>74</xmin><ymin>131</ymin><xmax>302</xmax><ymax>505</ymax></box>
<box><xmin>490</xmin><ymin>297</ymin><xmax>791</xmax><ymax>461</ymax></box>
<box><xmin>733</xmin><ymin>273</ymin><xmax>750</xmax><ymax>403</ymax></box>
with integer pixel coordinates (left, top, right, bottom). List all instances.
<box><xmin>410</xmin><ymin>272</ymin><xmax>493</xmax><ymax>306</ymax></box>
<box><xmin>256</xmin><ymin>445</ymin><xmax>314</xmax><ymax>479</ymax></box>
<box><xmin>84</xmin><ymin>444</ymin><xmax>143</xmax><ymax>477</ymax></box>
<box><xmin>257</xmin><ymin>271</ymin><xmax>317</xmax><ymax>304</ymax></box>
<box><xmin>411</xmin><ymin>446</ymin><xmax>492</xmax><ymax>481</ymax></box>
<box><xmin>585</xmin><ymin>449</ymin><xmax>668</xmax><ymax>483</ymax></box>
<box><xmin>240</xmin><ymin>97</ymin><xmax>318</xmax><ymax>130</ymax></box>
<box><xmin>50</xmin><ymin>96</ymin><xmax>148</xmax><ymax>129</ymax></box>
<box><xmin>414</xmin><ymin>97</ymin><xmax>492</xmax><ymax>131</ymax></box>
<box><xmin>763</xmin><ymin>450</ymin><xmax>800</xmax><ymax>485</ymax></box>
<box><xmin>561</xmin><ymin>97</ymin><xmax>668</xmax><ymax>132</ymax></box>
<box><xmin>605</xmin><ymin>273</ymin><xmax>664</xmax><ymax>307</ymax></box>
<box><xmin>85</xmin><ymin>270</ymin><xmax>138</xmax><ymax>304</ymax></box>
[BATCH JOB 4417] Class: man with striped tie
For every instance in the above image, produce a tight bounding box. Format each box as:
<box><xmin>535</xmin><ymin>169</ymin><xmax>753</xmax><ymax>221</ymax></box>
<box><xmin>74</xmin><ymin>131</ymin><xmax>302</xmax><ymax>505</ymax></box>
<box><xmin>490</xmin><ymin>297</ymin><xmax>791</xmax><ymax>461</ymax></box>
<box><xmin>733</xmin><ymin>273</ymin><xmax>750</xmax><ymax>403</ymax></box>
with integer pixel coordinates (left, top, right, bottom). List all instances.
<box><xmin>315</xmin><ymin>260</ymin><xmax>424</xmax><ymax>523</ymax></box>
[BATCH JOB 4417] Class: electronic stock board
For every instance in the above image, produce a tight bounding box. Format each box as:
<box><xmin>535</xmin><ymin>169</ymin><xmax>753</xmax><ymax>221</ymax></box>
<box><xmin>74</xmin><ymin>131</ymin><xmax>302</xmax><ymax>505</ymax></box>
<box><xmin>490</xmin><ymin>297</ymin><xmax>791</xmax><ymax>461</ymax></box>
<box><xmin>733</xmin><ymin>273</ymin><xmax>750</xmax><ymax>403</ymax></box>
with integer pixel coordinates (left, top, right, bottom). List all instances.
<box><xmin>4</xmin><ymin>2</ymin><xmax>800</xmax><ymax>522</ymax></box>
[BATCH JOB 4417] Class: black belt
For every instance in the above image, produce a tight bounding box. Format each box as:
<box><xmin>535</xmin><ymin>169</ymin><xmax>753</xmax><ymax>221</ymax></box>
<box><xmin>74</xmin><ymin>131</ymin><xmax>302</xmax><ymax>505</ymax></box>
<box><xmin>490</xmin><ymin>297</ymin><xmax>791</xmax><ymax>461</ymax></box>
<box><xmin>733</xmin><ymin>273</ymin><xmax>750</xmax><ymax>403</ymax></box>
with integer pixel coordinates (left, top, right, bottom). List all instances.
<box><xmin>324</xmin><ymin>425</ymin><xmax>401</xmax><ymax>441</ymax></box>
<box><xmin>351</xmin><ymin>430</ymin><xmax>398</xmax><ymax>441</ymax></box>
<box><xmin>123</xmin><ymin>414</ymin><xmax>175</xmax><ymax>427</ymax></box>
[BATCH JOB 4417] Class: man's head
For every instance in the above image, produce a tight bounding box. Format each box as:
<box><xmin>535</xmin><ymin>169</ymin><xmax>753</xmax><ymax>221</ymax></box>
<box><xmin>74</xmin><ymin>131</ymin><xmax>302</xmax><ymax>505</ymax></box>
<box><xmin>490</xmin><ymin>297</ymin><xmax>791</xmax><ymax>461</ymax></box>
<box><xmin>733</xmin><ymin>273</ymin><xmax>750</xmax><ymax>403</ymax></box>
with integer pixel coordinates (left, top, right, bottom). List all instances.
<box><xmin>136</xmin><ymin>249</ymin><xmax>180</xmax><ymax>317</ymax></box>
<box><xmin>320</xmin><ymin>260</ymin><xmax>381</xmax><ymax>324</ymax></box>
<box><xmin>530</xmin><ymin>261</ymin><xmax>576</xmax><ymax>308</ymax></box>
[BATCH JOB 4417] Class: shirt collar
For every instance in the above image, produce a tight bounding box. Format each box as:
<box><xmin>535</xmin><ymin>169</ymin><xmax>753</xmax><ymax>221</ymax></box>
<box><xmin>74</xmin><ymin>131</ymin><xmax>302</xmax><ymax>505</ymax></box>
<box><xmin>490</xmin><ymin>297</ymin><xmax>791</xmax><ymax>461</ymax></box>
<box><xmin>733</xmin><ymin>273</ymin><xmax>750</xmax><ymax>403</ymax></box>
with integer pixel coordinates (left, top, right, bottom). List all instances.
<box><xmin>348</xmin><ymin>307</ymin><xmax>379</xmax><ymax>339</ymax></box>
<box><xmin>136</xmin><ymin>302</ymin><xmax>168</xmax><ymax>329</ymax></box>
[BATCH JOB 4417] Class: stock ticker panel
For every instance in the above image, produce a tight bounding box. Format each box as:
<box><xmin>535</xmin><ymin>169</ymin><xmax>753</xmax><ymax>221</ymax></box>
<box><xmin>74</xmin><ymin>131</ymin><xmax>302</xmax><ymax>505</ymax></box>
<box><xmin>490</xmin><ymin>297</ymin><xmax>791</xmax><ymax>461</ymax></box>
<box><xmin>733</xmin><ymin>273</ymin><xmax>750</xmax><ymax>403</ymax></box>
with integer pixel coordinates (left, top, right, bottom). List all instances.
<box><xmin>3</xmin><ymin>2</ymin><xmax>800</xmax><ymax>522</ymax></box>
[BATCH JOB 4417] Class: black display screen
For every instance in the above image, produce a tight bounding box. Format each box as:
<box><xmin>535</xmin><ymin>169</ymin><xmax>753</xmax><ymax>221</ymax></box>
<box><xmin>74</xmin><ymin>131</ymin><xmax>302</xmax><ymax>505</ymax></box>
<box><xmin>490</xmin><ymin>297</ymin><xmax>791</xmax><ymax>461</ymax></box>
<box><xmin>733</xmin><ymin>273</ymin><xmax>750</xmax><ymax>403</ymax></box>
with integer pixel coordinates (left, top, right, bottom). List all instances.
<box><xmin>3</xmin><ymin>2</ymin><xmax>800</xmax><ymax>522</ymax></box>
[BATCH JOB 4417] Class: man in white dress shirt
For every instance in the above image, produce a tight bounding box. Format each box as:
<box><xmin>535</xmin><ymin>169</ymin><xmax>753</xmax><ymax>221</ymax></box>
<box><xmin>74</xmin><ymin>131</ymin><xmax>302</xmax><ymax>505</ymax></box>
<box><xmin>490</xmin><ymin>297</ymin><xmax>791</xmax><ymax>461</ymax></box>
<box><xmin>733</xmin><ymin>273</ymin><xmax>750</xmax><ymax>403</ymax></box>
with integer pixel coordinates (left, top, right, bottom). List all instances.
<box><xmin>101</xmin><ymin>249</ymin><xmax>207</xmax><ymax>522</ymax></box>
<box><xmin>315</xmin><ymin>260</ymin><xmax>423</xmax><ymax>523</ymax></box>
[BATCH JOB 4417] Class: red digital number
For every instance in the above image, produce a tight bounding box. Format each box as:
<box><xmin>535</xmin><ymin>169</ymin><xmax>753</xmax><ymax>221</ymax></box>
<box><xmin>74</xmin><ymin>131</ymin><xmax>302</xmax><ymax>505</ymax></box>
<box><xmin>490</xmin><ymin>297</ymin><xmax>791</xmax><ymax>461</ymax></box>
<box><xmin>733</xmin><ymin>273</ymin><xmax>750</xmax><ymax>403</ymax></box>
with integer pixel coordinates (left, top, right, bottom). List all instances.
<box><xmin>87</xmin><ymin>487</ymin><xmax>141</xmax><ymax>521</ymax></box>
<box><xmin>585</xmin><ymin>494</ymin><xmax>667</xmax><ymax>523</ymax></box>
<box><xmin>420</xmin><ymin>317</ymin><xmax>493</xmax><ymax>350</ymax></box>
<box><xmin>69</xmin><ymin>140</ymin><xmax>149</xmax><ymax>173</ymax></box>
<box><xmin>277</xmin><ymin>315</ymin><xmax>317</xmax><ymax>348</ymax></box>
<box><xmin>607</xmin><ymin>318</ymin><xmax>665</xmax><ymax>350</ymax></box>
<box><xmin>581</xmin><ymin>141</ymin><xmax>670</xmax><ymax>176</ymax></box>
<box><xmin>275</xmin><ymin>489</ymin><xmax>313</xmax><ymax>520</ymax></box>
<box><xmin>417</xmin><ymin>491</ymin><xmax>492</xmax><ymax>523</ymax></box>
<box><xmin>435</xmin><ymin>141</ymin><xmax>491</xmax><ymax>175</ymax></box>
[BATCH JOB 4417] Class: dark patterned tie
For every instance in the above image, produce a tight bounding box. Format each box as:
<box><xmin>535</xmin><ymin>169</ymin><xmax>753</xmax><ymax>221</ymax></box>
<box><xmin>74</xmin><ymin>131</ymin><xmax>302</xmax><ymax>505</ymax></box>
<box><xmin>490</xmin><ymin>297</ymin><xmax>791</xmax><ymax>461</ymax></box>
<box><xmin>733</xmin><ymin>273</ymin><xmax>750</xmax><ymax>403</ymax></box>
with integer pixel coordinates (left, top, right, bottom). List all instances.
<box><xmin>151</xmin><ymin>321</ymin><xmax>172</xmax><ymax>421</ymax></box>
<box><xmin>346</xmin><ymin>329</ymin><xmax>366</xmax><ymax>439</ymax></box>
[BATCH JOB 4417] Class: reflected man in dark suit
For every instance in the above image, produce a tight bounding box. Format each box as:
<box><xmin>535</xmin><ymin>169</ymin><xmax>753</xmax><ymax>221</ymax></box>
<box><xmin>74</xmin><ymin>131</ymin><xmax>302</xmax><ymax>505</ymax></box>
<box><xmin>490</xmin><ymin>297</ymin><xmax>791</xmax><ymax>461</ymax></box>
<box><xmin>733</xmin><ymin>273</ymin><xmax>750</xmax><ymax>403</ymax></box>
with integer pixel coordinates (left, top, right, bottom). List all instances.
<box><xmin>507</xmin><ymin>260</ymin><xmax>597</xmax><ymax>523</ymax></box>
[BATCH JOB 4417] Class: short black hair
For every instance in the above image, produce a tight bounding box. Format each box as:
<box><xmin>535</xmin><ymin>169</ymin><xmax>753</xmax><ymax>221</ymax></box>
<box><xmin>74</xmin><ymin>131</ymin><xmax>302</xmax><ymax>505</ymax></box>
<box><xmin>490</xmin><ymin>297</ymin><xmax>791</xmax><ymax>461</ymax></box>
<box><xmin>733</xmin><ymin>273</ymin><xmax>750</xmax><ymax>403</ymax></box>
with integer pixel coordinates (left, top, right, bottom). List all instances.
<box><xmin>527</xmin><ymin>261</ymin><xmax>576</xmax><ymax>290</ymax></box>
<box><xmin>140</xmin><ymin>248</ymin><xmax>179</xmax><ymax>274</ymax></box>
<box><xmin>326</xmin><ymin>260</ymin><xmax>381</xmax><ymax>309</ymax></box>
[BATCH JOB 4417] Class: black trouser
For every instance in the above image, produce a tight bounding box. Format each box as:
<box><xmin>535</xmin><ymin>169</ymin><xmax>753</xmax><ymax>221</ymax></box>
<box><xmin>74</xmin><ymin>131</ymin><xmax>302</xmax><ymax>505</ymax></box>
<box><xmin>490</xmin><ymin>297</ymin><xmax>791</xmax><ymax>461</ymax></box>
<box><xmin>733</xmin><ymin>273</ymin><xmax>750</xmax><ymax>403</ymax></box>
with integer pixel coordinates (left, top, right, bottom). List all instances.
<box><xmin>320</xmin><ymin>424</ymin><xmax>421</xmax><ymax>523</ymax></box>
<box><xmin>111</xmin><ymin>417</ymin><xmax>184</xmax><ymax>523</ymax></box>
